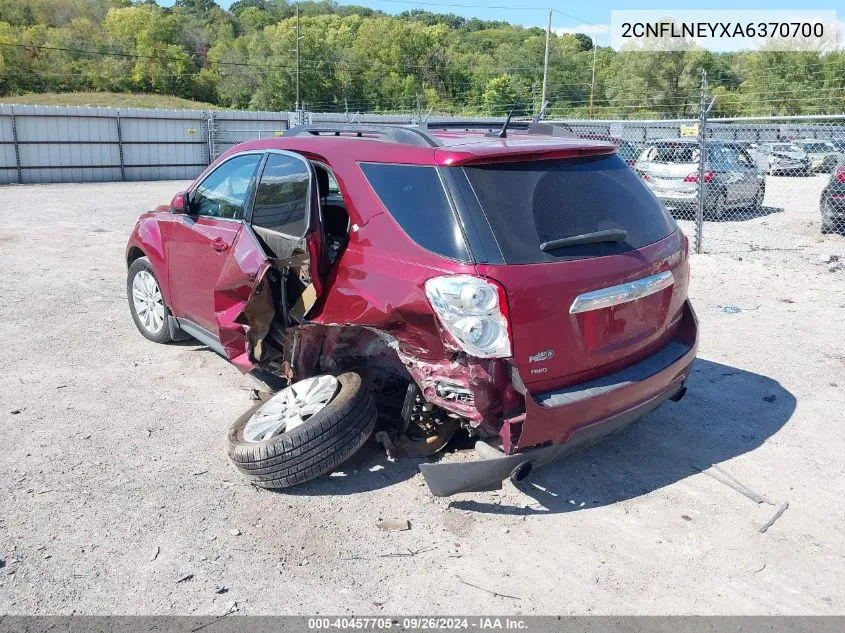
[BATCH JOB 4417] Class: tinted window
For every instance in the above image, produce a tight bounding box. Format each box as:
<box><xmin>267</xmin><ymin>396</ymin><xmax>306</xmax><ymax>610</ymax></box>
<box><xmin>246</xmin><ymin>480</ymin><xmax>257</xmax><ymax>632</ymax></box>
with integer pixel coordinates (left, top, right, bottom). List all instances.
<box><xmin>459</xmin><ymin>155</ymin><xmax>676</xmax><ymax>264</ymax></box>
<box><xmin>360</xmin><ymin>163</ymin><xmax>470</xmax><ymax>262</ymax></box>
<box><xmin>192</xmin><ymin>154</ymin><xmax>261</xmax><ymax>219</ymax></box>
<box><xmin>252</xmin><ymin>153</ymin><xmax>311</xmax><ymax>236</ymax></box>
<box><xmin>802</xmin><ymin>142</ymin><xmax>834</xmax><ymax>153</ymax></box>
<box><xmin>644</xmin><ymin>142</ymin><xmax>699</xmax><ymax>164</ymax></box>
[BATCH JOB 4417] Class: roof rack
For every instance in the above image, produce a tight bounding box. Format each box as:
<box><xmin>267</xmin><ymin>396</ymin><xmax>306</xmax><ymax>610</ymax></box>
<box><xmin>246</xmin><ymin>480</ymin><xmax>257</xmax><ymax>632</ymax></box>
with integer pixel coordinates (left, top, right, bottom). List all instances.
<box><xmin>285</xmin><ymin>123</ymin><xmax>439</xmax><ymax>148</ymax></box>
<box><xmin>424</xmin><ymin>120</ymin><xmax>575</xmax><ymax>138</ymax></box>
<box><xmin>284</xmin><ymin>120</ymin><xmax>576</xmax><ymax>148</ymax></box>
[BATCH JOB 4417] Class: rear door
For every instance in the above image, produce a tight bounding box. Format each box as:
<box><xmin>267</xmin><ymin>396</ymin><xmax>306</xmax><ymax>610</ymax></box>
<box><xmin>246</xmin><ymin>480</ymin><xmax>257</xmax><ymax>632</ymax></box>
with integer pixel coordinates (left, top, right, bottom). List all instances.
<box><xmin>459</xmin><ymin>154</ymin><xmax>689</xmax><ymax>392</ymax></box>
<box><xmin>212</xmin><ymin>150</ymin><xmax>325</xmax><ymax>371</ymax></box>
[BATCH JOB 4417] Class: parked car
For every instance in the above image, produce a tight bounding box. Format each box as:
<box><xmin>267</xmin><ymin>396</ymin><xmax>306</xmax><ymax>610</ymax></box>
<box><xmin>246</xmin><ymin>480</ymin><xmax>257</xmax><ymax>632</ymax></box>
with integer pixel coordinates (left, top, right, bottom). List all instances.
<box><xmin>125</xmin><ymin>122</ymin><xmax>697</xmax><ymax>496</ymax></box>
<box><xmin>820</xmin><ymin>160</ymin><xmax>845</xmax><ymax>234</ymax></box>
<box><xmin>793</xmin><ymin>139</ymin><xmax>841</xmax><ymax>173</ymax></box>
<box><xmin>576</xmin><ymin>134</ymin><xmax>639</xmax><ymax>165</ymax></box>
<box><xmin>756</xmin><ymin>142</ymin><xmax>811</xmax><ymax>175</ymax></box>
<box><xmin>635</xmin><ymin>139</ymin><xmax>765</xmax><ymax>219</ymax></box>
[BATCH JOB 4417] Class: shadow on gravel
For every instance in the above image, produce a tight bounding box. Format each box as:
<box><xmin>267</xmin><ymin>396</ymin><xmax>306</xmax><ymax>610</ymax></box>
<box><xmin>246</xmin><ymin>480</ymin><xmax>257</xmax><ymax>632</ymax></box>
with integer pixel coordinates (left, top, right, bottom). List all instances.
<box><xmin>449</xmin><ymin>358</ymin><xmax>795</xmax><ymax>516</ymax></box>
<box><xmin>712</xmin><ymin>205</ymin><xmax>785</xmax><ymax>222</ymax></box>
<box><xmin>670</xmin><ymin>205</ymin><xmax>785</xmax><ymax>222</ymax></box>
<box><xmin>274</xmin><ymin>438</ymin><xmax>421</xmax><ymax>495</ymax></box>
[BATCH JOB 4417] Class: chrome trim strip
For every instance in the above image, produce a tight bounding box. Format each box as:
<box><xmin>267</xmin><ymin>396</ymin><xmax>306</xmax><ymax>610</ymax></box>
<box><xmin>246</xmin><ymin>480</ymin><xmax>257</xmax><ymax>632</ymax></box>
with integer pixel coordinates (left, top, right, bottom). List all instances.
<box><xmin>569</xmin><ymin>270</ymin><xmax>674</xmax><ymax>314</ymax></box>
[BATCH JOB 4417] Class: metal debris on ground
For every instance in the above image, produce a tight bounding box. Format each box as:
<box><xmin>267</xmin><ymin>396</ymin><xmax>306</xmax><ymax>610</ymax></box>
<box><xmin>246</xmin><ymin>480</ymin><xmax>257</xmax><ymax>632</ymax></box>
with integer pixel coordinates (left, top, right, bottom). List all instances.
<box><xmin>457</xmin><ymin>577</ymin><xmax>521</xmax><ymax>600</ymax></box>
<box><xmin>692</xmin><ymin>464</ymin><xmax>773</xmax><ymax>505</ymax></box>
<box><xmin>176</xmin><ymin>573</ymin><xmax>194</xmax><ymax>583</ymax></box>
<box><xmin>378</xmin><ymin>519</ymin><xmax>411</xmax><ymax>531</ymax></box>
<box><xmin>150</xmin><ymin>546</ymin><xmax>160</xmax><ymax>562</ymax></box>
<box><xmin>759</xmin><ymin>502</ymin><xmax>790</xmax><ymax>534</ymax></box>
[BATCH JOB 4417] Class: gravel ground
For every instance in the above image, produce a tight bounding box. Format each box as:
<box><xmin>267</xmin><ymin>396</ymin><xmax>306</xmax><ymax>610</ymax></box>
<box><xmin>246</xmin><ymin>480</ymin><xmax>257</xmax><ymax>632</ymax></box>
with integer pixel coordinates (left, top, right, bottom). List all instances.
<box><xmin>0</xmin><ymin>176</ymin><xmax>843</xmax><ymax>616</ymax></box>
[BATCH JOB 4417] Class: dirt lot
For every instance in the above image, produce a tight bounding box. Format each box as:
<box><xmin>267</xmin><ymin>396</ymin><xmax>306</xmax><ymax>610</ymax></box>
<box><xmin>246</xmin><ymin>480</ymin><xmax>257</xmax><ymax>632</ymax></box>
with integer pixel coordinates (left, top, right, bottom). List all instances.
<box><xmin>0</xmin><ymin>176</ymin><xmax>843</xmax><ymax>615</ymax></box>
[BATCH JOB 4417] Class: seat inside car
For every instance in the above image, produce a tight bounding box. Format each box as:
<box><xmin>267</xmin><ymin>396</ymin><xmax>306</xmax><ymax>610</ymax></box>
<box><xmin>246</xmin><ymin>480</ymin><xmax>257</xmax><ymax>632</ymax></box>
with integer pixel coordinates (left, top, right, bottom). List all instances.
<box><xmin>314</xmin><ymin>164</ymin><xmax>350</xmax><ymax>262</ymax></box>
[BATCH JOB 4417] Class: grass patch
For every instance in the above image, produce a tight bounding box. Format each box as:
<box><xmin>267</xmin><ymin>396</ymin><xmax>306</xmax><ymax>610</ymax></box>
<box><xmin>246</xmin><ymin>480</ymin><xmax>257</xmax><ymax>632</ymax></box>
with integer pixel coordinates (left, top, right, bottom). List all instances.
<box><xmin>0</xmin><ymin>92</ymin><xmax>225</xmax><ymax>110</ymax></box>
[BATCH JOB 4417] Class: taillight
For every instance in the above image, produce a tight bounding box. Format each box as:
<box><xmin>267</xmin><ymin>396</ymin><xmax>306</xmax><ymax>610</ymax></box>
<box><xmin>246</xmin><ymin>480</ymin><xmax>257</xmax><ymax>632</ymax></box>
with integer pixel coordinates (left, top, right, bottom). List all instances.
<box><xmin>424</xmin><ymin>275</ymin><xmax>512</xmax><ymax>358</ymax></box>
<box><xmin>835</xmin><ymin>166</ymin><xmax>845</xmax><ymax>183</ymax></box>
<box><xmin>683</xmin><ymin>170</ymin><xmax>714</xmax><ymax>183</ymax></box>
<box><xmin>641</xmin><ymin>173</ymin><xmax>651</xmax><ymax>181</ymax></box>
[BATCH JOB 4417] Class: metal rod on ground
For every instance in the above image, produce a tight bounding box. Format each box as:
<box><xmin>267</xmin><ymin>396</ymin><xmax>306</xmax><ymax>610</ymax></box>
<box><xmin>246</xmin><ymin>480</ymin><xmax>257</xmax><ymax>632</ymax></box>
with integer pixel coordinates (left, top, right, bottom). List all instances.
<box><xmin>540</xmin><ymin>8</ymin><xmax>551</xmax><ymax>121</ymax></box>
<box><xmin>695</xmin><ymin>70</ymin><xmax>708</xmax><ymax>254</ymax></box>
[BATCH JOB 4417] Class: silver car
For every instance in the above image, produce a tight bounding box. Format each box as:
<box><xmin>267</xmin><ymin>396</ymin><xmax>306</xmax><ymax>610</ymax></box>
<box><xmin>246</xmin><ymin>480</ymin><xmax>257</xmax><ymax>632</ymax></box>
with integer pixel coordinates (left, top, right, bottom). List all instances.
<box><xmin>757</xmin><ymin>142</ymin><xmax>810</xmax><ymax>175</ymax></box>
<box><xmin>635</xmin><ymin>139</ymin><xmax>766</xmax><ymax>219</ymax></box>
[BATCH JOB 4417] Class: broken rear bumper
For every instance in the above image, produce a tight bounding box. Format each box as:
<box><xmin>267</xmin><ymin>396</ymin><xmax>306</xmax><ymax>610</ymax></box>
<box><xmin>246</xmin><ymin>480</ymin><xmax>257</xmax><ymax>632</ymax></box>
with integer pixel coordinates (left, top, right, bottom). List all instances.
<box><xmin>420</xmin><ymin>303</ymin><xmax>697</xmax><ymax>496</ymax></box>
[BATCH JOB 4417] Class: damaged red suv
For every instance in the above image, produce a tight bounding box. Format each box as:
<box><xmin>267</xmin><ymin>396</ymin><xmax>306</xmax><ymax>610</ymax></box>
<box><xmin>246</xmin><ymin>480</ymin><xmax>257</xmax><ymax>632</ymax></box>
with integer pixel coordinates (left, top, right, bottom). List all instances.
<box><xmin>125</xmin><ymin>122</ymin><xmax>697</xmax><ymax>496</ymax></box>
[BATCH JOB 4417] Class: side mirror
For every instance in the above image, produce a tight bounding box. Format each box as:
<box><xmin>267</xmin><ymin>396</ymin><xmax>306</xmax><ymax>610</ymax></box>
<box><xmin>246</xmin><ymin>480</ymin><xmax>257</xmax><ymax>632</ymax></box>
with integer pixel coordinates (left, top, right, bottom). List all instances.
<box><xmin>170</xmin><ymin>191</ymin><xmax>187</xmax><ymax>214</ymax></box>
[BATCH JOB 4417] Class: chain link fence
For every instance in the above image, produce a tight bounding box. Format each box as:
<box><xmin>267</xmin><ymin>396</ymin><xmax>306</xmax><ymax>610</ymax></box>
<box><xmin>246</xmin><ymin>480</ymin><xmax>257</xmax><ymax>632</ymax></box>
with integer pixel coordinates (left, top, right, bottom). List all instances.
<box><xmin>2</xmin><ymin>101</ymin><xmax>843</xmax><ymax>252</ymax></box>
<box><xmin>546</xmin><ymin>114</ymin><xmax>845</xmax><ymax>253</ymax></box>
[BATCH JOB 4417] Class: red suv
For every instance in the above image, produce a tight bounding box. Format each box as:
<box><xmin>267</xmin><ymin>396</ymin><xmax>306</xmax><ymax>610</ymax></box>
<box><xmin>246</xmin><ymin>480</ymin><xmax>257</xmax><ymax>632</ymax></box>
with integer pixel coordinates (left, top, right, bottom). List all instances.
<box><xmin>125</xmin><ymin>122</ymin><xmax>697</xmax><ymax>496</ymax></box>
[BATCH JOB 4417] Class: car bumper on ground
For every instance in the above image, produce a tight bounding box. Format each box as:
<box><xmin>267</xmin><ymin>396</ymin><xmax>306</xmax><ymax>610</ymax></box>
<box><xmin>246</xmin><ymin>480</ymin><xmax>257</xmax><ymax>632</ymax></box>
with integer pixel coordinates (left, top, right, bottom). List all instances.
<box><xmin>420</xmin><ymin>302</ymin><xmax>699</xmax><ymax>496</ymax></box>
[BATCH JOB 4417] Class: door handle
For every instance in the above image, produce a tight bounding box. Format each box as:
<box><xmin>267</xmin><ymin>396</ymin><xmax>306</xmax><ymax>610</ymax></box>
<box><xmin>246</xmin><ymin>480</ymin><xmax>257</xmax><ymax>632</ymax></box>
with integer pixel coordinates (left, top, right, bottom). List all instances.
<box><xmin>211</xmin><ymin>237</ymin><xmax>228</xmax><ymax>252</ymax></box>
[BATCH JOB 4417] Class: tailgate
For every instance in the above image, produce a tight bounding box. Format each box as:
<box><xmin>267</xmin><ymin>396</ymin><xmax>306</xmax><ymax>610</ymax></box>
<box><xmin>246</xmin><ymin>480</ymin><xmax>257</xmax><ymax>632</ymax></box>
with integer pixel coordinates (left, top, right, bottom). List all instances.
<box><xmin>453</xmin><ymin>153</ymin><xmax>689</xmax><ymax>393</ymax></box>
<box><xmin>478</xmin><ymin>231</ymin><xmax>689</xmax><ymax>391</ymax></box>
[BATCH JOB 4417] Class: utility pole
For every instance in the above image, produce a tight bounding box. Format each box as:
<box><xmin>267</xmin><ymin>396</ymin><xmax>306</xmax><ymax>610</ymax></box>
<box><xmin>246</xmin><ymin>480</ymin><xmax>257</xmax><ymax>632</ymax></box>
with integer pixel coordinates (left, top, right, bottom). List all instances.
<box><xmin>295</xmin><ymin>5</ymin><xmax>301</xmax><ymax>115</ymax></box>
<box><xmin>588</xmin><ymin>35</ymin><xmax>597</xmax><ymax>118</ymax></box>
<box><xmin>540</xmin><ymin>8</ymin><xmax>551</xmax><ymax>120</ymax></box>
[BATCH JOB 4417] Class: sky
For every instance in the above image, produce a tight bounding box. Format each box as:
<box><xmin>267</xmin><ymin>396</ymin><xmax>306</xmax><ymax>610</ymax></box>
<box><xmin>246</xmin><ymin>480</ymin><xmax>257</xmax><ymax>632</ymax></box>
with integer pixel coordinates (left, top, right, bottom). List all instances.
<box><xmin>158</xmin><ymin>0</ymin><xmax>845</xmax><ymax>46</ymax></box>
<box><xmin>167</xmin><ymin>0</ymin><xmax>841</xmax><ymax>48</ymax></box>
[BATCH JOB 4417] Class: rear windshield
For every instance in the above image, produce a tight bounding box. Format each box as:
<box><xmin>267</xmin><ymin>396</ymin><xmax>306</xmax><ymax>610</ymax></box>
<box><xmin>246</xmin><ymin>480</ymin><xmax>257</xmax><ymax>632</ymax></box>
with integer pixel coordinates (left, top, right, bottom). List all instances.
<box><xmin>643</xmin><ymin>143</ymin><xmax>699</xmax><ymax>164</ymax></box>
<box><xmin>802</xmin><ymin>142</ymin><xmax>835</xmax><ymax>153</ymax></box>
<box><xmin>458</xmin><ymin>154</ymin><xmax>676</xmax><ymax>264</ymax></box>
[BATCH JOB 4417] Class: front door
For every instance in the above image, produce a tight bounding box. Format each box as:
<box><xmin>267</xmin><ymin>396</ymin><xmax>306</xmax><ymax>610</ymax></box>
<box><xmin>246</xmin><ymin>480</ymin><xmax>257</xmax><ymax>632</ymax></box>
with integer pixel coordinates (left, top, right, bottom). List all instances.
<box><xmin>165</xmin><ymin>152</ymin><xmax>263</xmax><ymax>334</ymax></box>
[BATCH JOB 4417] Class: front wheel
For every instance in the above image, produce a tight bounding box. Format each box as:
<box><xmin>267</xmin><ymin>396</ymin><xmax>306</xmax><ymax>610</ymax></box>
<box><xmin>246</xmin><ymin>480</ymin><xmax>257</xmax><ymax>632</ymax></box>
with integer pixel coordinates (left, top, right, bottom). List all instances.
<box><xmin>127</xmin><ymin>256</ymin><xmax>173</xmax><ymax>344</ymax></box>
<box><xmin>706</xmin><ymin>191</ymin><xmax>727</xmax><ymax>220</ymax></box>
<box><xmin>750</xmin><ymin>185</ymin><xmax>765</xmax><ymax>212</ymax></box>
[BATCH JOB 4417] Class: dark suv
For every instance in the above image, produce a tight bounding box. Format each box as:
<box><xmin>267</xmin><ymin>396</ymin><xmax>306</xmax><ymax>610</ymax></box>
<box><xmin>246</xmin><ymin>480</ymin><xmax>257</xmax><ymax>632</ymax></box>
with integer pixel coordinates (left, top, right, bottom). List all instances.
<box><xmin>125</xmin><ymin>122</ymin><xmax>697</xmax><ymax>496</ymax></box>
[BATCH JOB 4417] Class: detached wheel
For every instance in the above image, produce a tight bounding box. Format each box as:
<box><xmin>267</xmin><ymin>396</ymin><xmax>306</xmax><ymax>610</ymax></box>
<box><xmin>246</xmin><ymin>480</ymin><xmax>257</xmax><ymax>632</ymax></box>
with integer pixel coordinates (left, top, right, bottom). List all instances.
<box><xmin>128</xmin><ymin>256</ymin><xmax>172</xmax><ymax>344</ymax></box>
<box><xmin>227</xmin><ymin>373</ymin><xmax>377</xmax><ymax>488</ymax></box>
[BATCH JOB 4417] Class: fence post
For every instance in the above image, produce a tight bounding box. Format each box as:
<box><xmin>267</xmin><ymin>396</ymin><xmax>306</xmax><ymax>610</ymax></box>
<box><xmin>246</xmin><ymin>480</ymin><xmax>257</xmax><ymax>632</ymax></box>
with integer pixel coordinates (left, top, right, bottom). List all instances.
<box><xmin>10</xmin><ymin>105</ymin><xmax>22</xmax><ymax>184</ymax></box>
<box><xmin>115</xmin><ymin>111</ymin><xmax>126</xmax><ymax>181</ymax></box>
<box><xmin>206</xmin><ymin>112</ymin><xmax>216</xmax><ymax>164</ymax></box>
<box><xmin>695</xmin><ymin>70</ymin><xmax>708</xmax><ymax>254</ymax></box>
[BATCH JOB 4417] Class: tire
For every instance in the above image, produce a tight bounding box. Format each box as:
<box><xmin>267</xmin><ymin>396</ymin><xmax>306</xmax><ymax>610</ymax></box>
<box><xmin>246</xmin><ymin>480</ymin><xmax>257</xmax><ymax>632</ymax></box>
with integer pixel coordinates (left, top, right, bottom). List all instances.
<box><xmin>706</xmin><ymin>191</ymin><xmax>727</xmax><ymax>220</ymax></box>
<box><xmin>750</xmin><ymin>185</ymin><xmax>765</xmax><ymax>212</ymax></box>
<box><xmin>127</xmin><ymin>256</ymin><xmax>173</xmax><ymax>344</ymax></box>
<box><xmin>227</xmin><ymin>372</ymin><xmax>377</xmax><ymax>488</ymax></box>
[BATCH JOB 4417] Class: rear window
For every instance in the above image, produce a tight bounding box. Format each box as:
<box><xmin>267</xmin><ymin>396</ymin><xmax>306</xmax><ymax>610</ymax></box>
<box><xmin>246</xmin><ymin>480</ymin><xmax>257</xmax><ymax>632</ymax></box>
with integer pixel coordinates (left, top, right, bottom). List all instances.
<box><xmin>458</xmin><ymin>154</ymin><xmax>676</xmax><ymax>264</ymax></box>
<box><xmin>802</xmin><ymin>142</ymin><xmax>834</xmax><ymax>153</ymax></box>
<box><xmin>644</xmin><ymin>143</ymin><xmax>699</xmax><ymax>164</ymax></box>
<box><xmin>360</xmin><ymin>163</ymin><xmax>470</xmax><ymax>262</ymax></box>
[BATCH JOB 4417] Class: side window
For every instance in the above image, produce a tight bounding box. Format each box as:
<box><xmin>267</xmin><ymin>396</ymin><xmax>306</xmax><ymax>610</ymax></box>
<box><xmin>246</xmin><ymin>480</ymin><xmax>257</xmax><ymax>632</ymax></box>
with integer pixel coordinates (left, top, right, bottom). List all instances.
<box><xmin>192</xmin><ymin>154</ymin><xmax>261</xmax><ymax>219</ymax></box>
<box><xmin>360</xmin><ymin>163</ymin><xmax>470</xmax><ymax>261</ymax></box>
<box><xmin>252</xmin><ymin>153</ymin><xmax>311</xmax><ymax>237</ymax></box>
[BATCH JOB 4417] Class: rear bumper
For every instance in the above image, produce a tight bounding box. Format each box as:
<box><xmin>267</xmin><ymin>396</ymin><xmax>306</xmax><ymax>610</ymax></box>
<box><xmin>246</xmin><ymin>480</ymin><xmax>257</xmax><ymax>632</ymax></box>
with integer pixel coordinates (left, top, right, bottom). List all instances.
<box><xmin>420</xmin><ymin>301</ymin><xmax>698</xmax><ymax>496</ymax></box>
